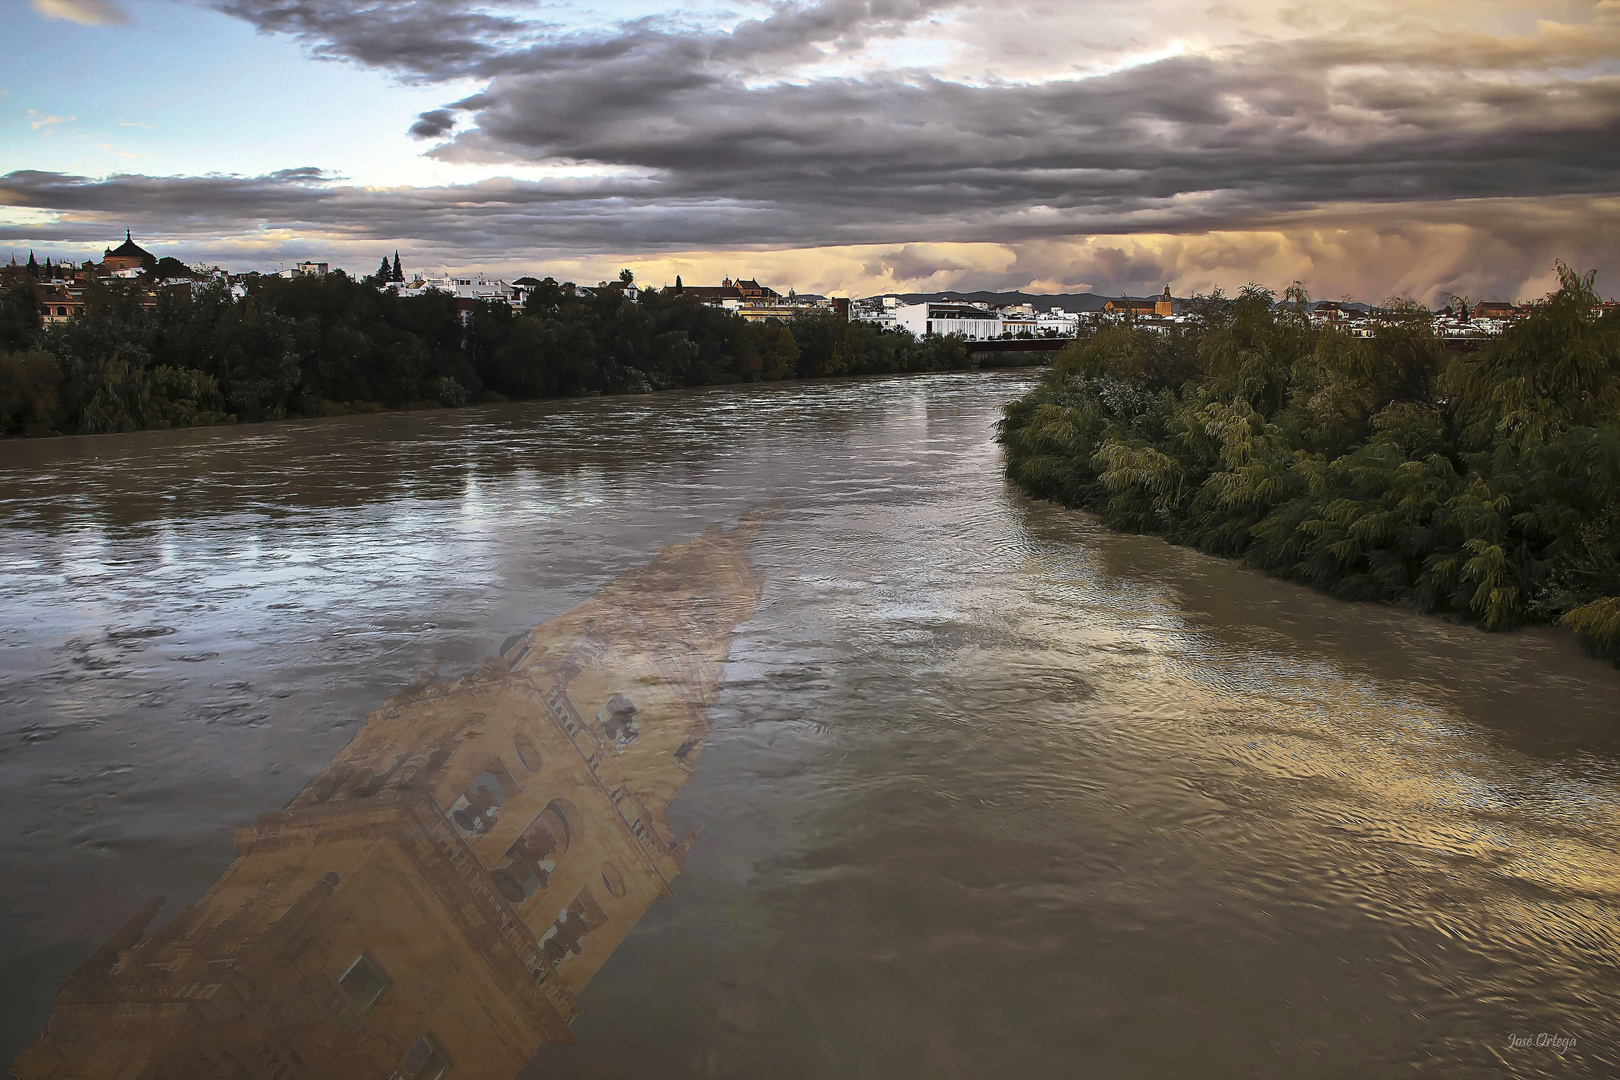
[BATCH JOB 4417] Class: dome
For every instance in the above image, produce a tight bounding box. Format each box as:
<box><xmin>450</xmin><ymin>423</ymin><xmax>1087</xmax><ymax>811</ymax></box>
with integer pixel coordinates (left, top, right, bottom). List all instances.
<box><xmin>107</xmin><ymin>230</ymin><xmax>153</xmax><ymax>261</ymax></box>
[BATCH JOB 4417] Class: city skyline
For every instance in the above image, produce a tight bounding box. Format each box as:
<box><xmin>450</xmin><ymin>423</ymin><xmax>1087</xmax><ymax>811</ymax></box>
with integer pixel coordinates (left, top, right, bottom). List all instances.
<box><xmin>2</xmin><ymin>0</ymin><xmax>1617</xmax><ymax>305</ymax></box>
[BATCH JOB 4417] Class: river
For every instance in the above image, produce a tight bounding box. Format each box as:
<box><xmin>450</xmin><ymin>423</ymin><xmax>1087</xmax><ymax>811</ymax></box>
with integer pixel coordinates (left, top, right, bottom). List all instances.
<box><xmin>2</xmin><ymin>370</ymin><xmax>1618</xmax><ymax>1077</ymax></box>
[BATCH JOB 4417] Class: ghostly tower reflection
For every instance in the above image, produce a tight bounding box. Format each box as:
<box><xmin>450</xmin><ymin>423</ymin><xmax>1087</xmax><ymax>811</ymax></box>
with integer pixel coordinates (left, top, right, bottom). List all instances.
<box><xmin>14</xmin><ymin>514</ymin><xmax>766</xmax><ymax>1080</ymax></box>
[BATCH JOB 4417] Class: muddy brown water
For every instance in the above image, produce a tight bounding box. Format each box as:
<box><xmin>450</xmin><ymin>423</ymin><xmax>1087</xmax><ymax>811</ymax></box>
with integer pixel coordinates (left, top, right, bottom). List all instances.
<box><xmin>2</xmin><ymin>370</ymin><xmax>1619</xmax><ymax>1077</ymax></box>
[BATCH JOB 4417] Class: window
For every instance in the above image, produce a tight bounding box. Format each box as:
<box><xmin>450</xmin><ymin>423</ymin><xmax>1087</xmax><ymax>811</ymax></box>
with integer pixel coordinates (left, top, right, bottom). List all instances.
<box><xmin>448</xmin><ymin>758</ymin><xmax>521</xmax><ymax>835</ymax></box>
<box><xmin>538</xmin><ymin>888</ymin><xmax>609</xmax><ymax>962</ymax></box>
<box><xmin>400</xmin><ymin>1034</ymin><xmax>452</xmax><ymax>1080</ymax></box>
<box><xmin>489</xmin><ymin>799</ymin><xmax>578</xmax><ymax>903</ymax></box>
<box><xmin>597</xmin><ymin>693</ymin><xmax>639</xmax><ymax>747</ymax></box>
<box><xmin>539</xmin><ymin>798</ymin><xmax>578</xmax><ymax>851</ymax></box>
<box><xmin>513</xmin><ymin>734</ymin><xmax>541</xmax><ymax>772</ymax></box>
<box><xmin>338</xmin><ymin>952</ymin><xmax>391</xmax><ymax>1013</ymax></box>
<box><xmin>600</xmin><ymin>861</ymin><xmax>626</xmax><ymax>899</ymax></box>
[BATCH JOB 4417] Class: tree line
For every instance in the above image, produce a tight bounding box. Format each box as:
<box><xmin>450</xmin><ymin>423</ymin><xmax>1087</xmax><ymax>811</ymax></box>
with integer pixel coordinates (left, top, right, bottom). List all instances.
<box><xmin>999</xmin><ymin>265</ymin><xmax>1620</xmax><ymax>659</ymax></box>
<box><xmin>0</xmin><ymin>270</ymin><xmax>969</xmax><ymax>438</ymax></box>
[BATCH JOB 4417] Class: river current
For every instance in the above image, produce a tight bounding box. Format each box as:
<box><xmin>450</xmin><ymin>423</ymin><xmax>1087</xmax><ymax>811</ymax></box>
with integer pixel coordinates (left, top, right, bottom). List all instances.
<box><xmin>2</xmin><ymin>370</ymin><xmax>1618</xmax><ymax>1077</ymax></box>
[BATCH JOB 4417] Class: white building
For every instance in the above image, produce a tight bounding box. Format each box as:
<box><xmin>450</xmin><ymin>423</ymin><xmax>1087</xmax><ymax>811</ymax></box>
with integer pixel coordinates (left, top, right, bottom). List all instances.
<box><xmin>1035</xmin><ymin>310</ymin><xmax>1080</xmax><ymax>336</ymax></box>
<box><xmin>892</xmin><ymin>301</ymin><xmax>1003</xmax><ymax>341</ymax></box>
<box><xmin>445</xmin><ymin>276</ymin><xmax>518</xmax><ymax>302</ymax></box>
<box><xmin>390</xmin><ymin>276</ymin><xmax>520</xmax><ymax>305</ymax></box>
<box><xmin>998</xmin><ymin>305</ymin><xmax>1079</xmax><ymax>338</ymax></box>
<box><xmin>857</xmin><ymin>296</ymin><xmax>1080</xmax><ymax>340</ymax></box>
<box><xmin>850</xmin><ymin>295</ymin><xmax>903</xmax><ymax>330</ymax></box>
<box><xmin>274</xmin><ymin>261</ymin><xmax>329</xmax><ymax>279</ymax></box>
<box><xmin>573</xmin><ymin>282</ymin><xmax>641</xmax><ymax>304</ymax></box>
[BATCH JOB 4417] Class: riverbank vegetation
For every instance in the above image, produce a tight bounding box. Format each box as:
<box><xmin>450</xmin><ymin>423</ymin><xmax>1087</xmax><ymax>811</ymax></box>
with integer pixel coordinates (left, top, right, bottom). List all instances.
<box><xmin>0</xmin><ymin>271</ymin><xmax>968</xmax><ymax>438</ymax></box>
<box><xmin>999</xmin><ymin>265</ymin><xmax>1620</xmax><ymax>659</ymax></box>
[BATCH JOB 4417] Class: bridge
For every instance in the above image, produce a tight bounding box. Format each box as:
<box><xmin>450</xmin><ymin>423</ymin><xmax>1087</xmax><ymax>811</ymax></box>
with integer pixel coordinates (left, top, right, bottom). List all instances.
<box><xmin>965</xmin><ymin>338</ymin><xmax>1069</xmax><ymax>367</ymax></box>
<box><xmin>967</xmin><ymin>338</ymin><xmax>1070</xmax><ymax>353</ymax></box>
<box><xmin>965</xmin><ymin>337</ymin><xmax>1071</xmax><ymax>360</ymax></box>
<box><xmin>964</xmin><ymin>335</ymin><xmax>1487</xmax><ymax>360</ymax></box>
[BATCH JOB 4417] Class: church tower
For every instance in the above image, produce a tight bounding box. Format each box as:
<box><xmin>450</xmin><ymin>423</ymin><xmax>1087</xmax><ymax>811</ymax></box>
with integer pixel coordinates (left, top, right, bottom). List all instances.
<box><xmin>15</xmin><ymin>516</ymin><xmax>767</xmax><ymax>1080</ymax></box>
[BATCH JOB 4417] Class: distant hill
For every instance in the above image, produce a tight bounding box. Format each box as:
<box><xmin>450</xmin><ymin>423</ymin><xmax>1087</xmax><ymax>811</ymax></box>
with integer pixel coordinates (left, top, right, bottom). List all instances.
<box><xmin>861</xmin><ymin>290</ymin><xmax>1168</xmax><ymax>313</ymax></box>
<box><xmin>1281</xmin><ymin>299</ymin><xmax>1379</xmax><ymax>312</ymax></box>
<box><xmin>862</xmin><ymin>291</ymin><xmax>1401</xmax><ymax>314</ymax></box>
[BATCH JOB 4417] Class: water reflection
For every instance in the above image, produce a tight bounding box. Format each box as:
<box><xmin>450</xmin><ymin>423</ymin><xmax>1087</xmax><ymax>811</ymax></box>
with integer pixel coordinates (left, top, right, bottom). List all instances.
<box><xmin>0</xmin><ymin>390</ymin><xmax>863</xmax><ymax>534</ymax></box>
<box><xmin>13</xmin><ymin>515</ymin><xmax>764</xmax><ymax>1079</ymax></box>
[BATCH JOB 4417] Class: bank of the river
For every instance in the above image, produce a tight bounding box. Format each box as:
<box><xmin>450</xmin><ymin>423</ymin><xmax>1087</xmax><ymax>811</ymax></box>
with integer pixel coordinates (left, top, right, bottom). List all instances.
<box><xmin>0</xmin><ymin>272</ymin><xmax>973</xmax><ymax>438</ymax></box>
<box><xmin>5</xmin><ymin>370</ymin><xmax>1620</xmax><ymax>1076</ymax></box>
<box><xmin>1000</xmin><ymin>268</ymin><xmax>1620</xmax><ymax>661</ymax></box>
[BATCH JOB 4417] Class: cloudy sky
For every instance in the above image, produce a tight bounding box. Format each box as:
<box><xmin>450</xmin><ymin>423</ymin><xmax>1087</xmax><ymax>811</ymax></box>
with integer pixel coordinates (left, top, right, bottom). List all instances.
<box><xmin>2</xmin><ymin>0</ymin><xmax>1617</xmax><ymax>301</ymax></box>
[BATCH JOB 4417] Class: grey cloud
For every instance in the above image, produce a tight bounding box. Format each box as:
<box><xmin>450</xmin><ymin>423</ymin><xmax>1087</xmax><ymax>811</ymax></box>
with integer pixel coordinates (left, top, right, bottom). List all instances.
<box><xmin>397</xmin><ymin>3</ymin><xmax>1620</xmax><ymax>248</ymax></box>
<box><xmin>209</xmin><ymin>0</ymin><xmax>953</xmax><ymax>82</ymax></box>
<box><xmin>1087</xmin><ymin>247</ymin><xmax>1166</xmax><ymax>292</ymax></box>
<box><xmin>429</xmin><ymin>44</ymin><xmax>1620</xmax><ymax>247</ymax></box>
<box><xmin>864</xmin><ymin>244</ymin><xmax>975</xmax><ymax>281</ymax></box>
<box><xmin>409</xmin><ymin>109</ymin><xmax>457</xmax><ymax>139</ymax></box>
<box><xmin>22</xmin><ymin>0</ymin><xmax>1620</xmax><ymax>273</ymax></box>
<box><xmin>4</xmin><ymin>168</ymin><xmax>1618</xmax><ymax>304</ymax></box>
<box><xmin>208</xmin><ymin>0</ymin><xmax>542</xmax><ymax>80</ymax></box>
<box><xmin>0</xmin><ymin>168</ymin><xmax>801</xmax><ymax>253</ymax></box>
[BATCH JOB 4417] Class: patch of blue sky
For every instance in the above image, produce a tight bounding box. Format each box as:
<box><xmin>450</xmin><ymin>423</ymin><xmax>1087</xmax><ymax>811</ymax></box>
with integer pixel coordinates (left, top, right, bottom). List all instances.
<box><xmin>2</xmin><ymin>0</ymin><xmax>493</xmax><ymax>185</ymax></box>
<box><xmin>4</xmin><ymin>0</ymin><xmax>776</xmax><ymax>184</ymax></box>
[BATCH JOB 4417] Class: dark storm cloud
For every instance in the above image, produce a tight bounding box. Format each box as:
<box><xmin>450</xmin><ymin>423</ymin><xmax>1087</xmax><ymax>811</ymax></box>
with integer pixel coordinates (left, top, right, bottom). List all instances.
<box><xmin>16</xmin><ymin>0</ymin><xmax>1620</xmax><ymax>258</ymax></box>
<box><xmin>189</xmin><ymin>0</ymin><xmax>1620</xmax><ymax>250</ymax></box>
<box><xmin>469</xmin><ymin>58</ymin><xmax>1618</xmax><ymax>211</ymax></box>
<box><xmin>452</xmin><ymin>42</ymin><xmax>1620</xmax><ymax>249</ymax></box>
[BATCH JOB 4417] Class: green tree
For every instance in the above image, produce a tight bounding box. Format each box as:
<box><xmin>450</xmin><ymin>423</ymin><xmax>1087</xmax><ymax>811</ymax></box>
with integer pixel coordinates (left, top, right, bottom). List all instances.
<box><xmin>745</xmin><ymin>321</ymin><xmax>799</xmax><ymax>381</ymax></box>
<box><xmin>0</xmin><ymin>349</ymin><xmax>64</xmax><ymax>435</ymax></box>
<box><xmin>4</xmin><ymin>268</ymin><xmax>981</xmax><ymax>441</ymax></box>
<box><xmin>149</xmin><ymin>257</ymin><xmax>195</xmax><ymax>281</ymax></box>
<box><xmin>0</xmin><ymin>282</ymin><xmax>42</xmax><ymax>351</ymax></box>
<box><xmin>999</xmin><ymin>265</ymin><xmax>1620</xmax><ymax>654</ymax></box>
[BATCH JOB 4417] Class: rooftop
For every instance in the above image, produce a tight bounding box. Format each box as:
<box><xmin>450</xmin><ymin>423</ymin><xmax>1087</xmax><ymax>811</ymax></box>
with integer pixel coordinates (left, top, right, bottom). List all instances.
<box><xmin>105</xmin><ymin>230</ymin><xmax>154</xmax><ymax>261</ymax></box>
